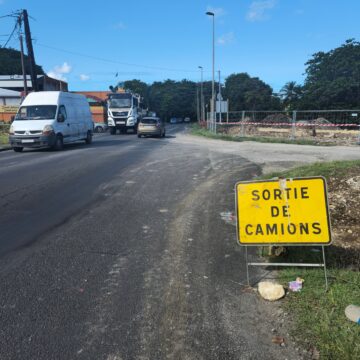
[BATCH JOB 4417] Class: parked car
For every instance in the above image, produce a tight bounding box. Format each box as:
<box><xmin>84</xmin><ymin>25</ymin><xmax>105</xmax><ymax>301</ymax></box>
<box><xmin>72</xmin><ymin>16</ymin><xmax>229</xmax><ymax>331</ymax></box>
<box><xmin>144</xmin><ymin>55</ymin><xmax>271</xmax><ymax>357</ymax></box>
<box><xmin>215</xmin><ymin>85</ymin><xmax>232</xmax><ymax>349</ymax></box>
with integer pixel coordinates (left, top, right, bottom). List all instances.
<box><xmin>93</xmin><ymin>122</ymin><xmax>108</xmax><ymax>133</ymax></box>
<box><xmin>9</xmin><ymin>91</ymin><xmax>93</xmax><ymax>152</ymax></box>
<box><xmin>138</xmin><ymin>117</ymin><xmax>165</xmax><ymax>138</ymax></box>
<box><xmin>184</xmin><ymin>117</ymin><xmax>191</xmax><ymax>123</ymax></box>
<box><xmin>170</xmin><ymin>117</ymin><xmax>177</xmax><ymax>124</ymax></box>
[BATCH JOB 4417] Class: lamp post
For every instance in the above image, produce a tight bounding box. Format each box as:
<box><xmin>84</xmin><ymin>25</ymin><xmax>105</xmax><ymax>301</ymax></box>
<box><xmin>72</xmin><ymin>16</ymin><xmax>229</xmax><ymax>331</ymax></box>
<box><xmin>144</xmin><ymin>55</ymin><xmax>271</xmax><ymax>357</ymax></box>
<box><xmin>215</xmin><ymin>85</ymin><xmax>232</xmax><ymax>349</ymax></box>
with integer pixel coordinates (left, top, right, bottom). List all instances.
<box><xmin>218</xmin><ymin>69</ymin><xmax>222</xmax><ymax>123</ymax></box>
<box><xmin>198</xmin><ymin>66</ymin><xmax>204</xmax><ymax>123</ymax></box>
<box><xmin>206</xmin><ymin>11</ymin><xmax>215</xmax><ymax>132</ymax></box>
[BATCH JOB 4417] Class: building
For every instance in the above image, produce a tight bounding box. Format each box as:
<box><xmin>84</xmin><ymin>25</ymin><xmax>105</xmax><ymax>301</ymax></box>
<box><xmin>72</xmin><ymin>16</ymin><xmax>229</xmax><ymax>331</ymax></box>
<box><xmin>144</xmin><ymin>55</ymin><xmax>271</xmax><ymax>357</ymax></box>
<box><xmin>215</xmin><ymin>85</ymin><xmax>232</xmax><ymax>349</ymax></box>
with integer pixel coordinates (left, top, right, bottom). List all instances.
<box><xmin>0</xmin><ymin>88</ymin><xmax>22</xmax><ymax>122</ymax></box>
<box><xmin>0</xmin><ymin>75</ymin><xmax>69</xmax><ymax>123</ymax></box>
<box><xmin>74</xmin><ymin>91</ymin><xmax>111</xmax><ymax>123</ymax></box>
<box><xmin>0</xmin><ymin>74</ymin><xmax>68</xmax><ymax>92</ymax></box>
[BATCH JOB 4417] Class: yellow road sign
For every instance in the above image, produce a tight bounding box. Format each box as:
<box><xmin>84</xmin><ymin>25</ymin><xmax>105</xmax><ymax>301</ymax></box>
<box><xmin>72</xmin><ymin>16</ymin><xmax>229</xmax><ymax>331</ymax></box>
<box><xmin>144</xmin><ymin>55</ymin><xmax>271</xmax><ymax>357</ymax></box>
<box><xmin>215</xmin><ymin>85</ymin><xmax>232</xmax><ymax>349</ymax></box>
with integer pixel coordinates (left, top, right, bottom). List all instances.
<box><xmin>235</xmin><ymin>177</ymin><xmax>332</xmax><ymax>245</ymax></box>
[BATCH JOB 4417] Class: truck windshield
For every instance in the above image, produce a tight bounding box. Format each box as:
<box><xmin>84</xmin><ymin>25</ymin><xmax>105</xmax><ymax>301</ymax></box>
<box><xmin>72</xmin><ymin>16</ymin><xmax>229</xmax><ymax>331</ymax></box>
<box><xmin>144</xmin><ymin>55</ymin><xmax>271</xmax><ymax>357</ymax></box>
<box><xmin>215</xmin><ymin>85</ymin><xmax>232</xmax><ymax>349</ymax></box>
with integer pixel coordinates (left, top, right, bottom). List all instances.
<box><xmin>15</xmin><ymin>105</ymin><xmax>57</xmax><ymax>120</ymax></box>
<box><xmin>109</xmin><ymin>98</ymin><xmax>131</xmax><ymax>108</ymax></box>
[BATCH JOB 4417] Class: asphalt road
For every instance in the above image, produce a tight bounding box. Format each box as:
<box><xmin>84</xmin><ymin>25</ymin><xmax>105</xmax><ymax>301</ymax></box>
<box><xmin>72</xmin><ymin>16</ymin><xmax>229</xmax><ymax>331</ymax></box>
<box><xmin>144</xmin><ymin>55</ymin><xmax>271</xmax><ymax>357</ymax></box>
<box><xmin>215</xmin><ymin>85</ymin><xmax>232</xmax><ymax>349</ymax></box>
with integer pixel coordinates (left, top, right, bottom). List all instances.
<box><xmin>1</xmin><ymin>125</ymin><xmax>359</xmax><ymax>359</ymax></box>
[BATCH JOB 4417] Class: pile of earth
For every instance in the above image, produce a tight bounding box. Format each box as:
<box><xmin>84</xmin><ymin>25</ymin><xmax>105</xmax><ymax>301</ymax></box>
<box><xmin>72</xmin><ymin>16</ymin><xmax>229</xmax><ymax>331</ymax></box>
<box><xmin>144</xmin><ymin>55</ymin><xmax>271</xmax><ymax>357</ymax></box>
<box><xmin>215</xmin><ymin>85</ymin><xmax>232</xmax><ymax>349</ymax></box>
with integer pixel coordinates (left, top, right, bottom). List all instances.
<box><xmin>327</xmin><ymin>165</ymin><xmax>360</xmax><ymax>267</ymax></box>
<box><xmin>262</xmin><ymin>113</ymin><xmax>292</xmax><ymax>124</ymax></box>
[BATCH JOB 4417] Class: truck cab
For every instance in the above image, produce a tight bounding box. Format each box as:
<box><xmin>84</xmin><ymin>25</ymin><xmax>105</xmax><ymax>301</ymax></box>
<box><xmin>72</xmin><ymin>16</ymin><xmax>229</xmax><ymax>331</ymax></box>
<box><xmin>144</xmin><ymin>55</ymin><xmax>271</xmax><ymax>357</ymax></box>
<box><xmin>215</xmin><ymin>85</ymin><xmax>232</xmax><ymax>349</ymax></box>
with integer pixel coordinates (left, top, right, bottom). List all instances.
<box><xmin>107</xmin><ymin>92</ymin><xmax>141</xmax><ymax>134</ymax></box>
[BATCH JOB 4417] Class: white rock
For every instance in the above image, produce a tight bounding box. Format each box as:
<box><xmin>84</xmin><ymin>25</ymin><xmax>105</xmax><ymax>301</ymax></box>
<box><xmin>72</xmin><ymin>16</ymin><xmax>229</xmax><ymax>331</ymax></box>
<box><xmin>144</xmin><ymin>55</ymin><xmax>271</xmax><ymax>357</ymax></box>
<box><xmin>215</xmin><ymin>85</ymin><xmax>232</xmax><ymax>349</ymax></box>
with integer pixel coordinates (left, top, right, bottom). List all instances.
<box><xmin>258</xmin><ymin>281</ymin><xmax>285</xmax><ymax>301</ymax></box>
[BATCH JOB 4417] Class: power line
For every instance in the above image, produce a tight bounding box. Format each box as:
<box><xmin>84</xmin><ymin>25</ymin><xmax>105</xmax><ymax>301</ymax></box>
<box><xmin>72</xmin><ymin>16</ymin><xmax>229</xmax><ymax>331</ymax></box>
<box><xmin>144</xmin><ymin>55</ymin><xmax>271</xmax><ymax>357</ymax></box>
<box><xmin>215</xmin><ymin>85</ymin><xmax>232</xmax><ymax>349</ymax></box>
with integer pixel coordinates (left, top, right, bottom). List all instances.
<box><xmin>3</xmin><ymin>20</ymin><xmax>18</xmax><ymax>48</ymax></box>
<box><xmin>36</xmin><ymin>42</ymin><xmax>202</xmax><ymax>73</ymax></box>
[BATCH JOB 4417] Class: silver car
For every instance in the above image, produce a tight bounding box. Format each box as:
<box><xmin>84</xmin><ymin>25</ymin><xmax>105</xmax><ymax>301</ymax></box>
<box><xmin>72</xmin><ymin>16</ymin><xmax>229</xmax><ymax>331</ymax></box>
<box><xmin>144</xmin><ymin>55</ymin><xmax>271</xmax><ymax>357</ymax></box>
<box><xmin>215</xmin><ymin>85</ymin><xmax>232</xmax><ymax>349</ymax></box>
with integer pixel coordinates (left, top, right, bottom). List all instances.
<box><xmin>138</xmin><ymin>117</ymin><xmax>166</xmax><ymax>138</ymax></box>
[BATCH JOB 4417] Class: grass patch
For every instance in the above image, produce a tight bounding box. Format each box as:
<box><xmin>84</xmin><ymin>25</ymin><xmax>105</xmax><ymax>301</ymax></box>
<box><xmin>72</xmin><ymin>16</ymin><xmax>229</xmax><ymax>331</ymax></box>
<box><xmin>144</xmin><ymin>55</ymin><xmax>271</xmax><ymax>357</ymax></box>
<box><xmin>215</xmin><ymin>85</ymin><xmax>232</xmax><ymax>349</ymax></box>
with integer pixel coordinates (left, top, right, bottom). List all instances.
<box><xmin>261</xmin><ymin>161</ymin><xmax>360</xmax><ymax>359</ymax></box>
<box><xmin>278</xmin><ymin>250</ymin><xmax>360</xmax><ymax>359</ymax></box>
<box><xmin>263</xmin><ymin>159</ymin><xmax>360</xmax><ymax>180</ymax></box>
<box><xmin>0</xmin><ymin>124</ymin><xmax>10</xmax><ymax>146</ymax></box>
<box><xmin>0</xmin><ymin>133</ymin><xmax>9</xmax><ymax>146</ymax></box>
<box><xmin>190</xmin><ymin>124</ymin><xmax>333</xmax><ymax>146</ymax></box>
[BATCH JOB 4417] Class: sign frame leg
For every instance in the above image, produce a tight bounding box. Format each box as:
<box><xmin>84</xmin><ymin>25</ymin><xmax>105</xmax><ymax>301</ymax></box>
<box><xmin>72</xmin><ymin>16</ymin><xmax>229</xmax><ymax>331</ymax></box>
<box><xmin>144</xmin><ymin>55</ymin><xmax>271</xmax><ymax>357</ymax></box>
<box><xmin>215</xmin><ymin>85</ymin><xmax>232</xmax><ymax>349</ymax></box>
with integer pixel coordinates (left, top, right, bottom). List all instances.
<box><xmin>245</xmin><ymin>245</ymin><xmax>329</xmax><ymax>292</ymax></box>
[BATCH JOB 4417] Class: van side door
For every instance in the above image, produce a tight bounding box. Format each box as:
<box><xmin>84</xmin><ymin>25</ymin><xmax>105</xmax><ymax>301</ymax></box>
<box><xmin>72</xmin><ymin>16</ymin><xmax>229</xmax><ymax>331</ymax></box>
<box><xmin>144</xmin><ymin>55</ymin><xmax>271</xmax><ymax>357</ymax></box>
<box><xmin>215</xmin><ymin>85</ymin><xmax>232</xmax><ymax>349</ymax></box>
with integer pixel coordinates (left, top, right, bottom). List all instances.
<box><xmin>57</xmin><ymin>105</ymin><xmax>71</xmax><ymax>142</ymax></box>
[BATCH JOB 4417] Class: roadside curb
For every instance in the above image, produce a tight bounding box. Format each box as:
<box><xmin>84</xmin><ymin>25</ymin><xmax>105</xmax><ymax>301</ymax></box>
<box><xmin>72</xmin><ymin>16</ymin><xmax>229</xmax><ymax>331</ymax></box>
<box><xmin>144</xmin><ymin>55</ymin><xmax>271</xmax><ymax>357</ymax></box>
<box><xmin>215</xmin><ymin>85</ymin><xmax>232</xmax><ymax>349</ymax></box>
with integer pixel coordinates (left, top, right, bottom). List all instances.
<box><xmin>0</xmin><ymin>146</ymin><xmax>11</xmax><ymax>152</ymax></box>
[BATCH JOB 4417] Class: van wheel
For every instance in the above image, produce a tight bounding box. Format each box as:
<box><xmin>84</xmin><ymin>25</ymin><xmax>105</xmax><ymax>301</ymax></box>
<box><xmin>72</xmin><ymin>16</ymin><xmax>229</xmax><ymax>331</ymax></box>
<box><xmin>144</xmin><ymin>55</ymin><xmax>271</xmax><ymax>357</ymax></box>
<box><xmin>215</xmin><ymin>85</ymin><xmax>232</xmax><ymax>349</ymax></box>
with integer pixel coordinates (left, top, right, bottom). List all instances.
<box><xmin>137</xmin><ymin>134</ymin><xmax>141</xmax><ymax>138</ymax></box>
<box><xmin>110</xmin><ymin>127</ymin><xmax>116</xmax><ymax>135</ymax></box>
<box><xmin>85</xmin><ymin>131</ymin><xmax>93</xmax><ymax>144</ymax></box>
<box><xmin>53</xmin><ymin>135</ymin><xmax>63</xmax><ymax>151</ymax></box>
<box><xmin>13</xmin><ymin>147</ymin><xmax>23</xmax><ymax>152</ymax></box>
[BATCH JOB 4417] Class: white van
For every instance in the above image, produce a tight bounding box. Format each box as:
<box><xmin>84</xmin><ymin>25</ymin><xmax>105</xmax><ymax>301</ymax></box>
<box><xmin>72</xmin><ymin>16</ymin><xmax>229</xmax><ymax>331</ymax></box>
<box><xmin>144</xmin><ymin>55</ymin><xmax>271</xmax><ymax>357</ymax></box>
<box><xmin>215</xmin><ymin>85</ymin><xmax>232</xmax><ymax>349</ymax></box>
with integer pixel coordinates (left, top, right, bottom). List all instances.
<box><xmin>9</xmin><ymin>91</ymin><xmax>93</xmax><ymax>152</ymax></box>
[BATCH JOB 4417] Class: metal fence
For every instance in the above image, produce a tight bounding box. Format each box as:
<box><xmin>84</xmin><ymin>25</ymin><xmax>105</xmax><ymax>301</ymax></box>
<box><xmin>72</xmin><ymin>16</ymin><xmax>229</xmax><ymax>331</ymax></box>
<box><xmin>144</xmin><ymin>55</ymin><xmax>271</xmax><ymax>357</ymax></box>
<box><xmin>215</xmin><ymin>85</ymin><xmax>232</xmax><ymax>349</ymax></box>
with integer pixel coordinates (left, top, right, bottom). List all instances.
<box><xmin>205</xmin><ymin>110</ymin><xmax>360</xmax><ymax>145</ymax></box>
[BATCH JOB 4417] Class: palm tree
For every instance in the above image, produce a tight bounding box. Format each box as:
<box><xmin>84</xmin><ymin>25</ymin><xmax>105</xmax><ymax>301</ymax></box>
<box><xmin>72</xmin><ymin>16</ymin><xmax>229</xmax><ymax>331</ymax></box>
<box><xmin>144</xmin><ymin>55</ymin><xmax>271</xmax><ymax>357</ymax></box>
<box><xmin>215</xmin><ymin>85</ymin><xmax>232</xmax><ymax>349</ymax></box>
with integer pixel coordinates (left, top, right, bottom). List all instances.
<box><xmin>279</xmin><ymin>81</ymin><xmax>303</xmax><ymax>110</ymax></box>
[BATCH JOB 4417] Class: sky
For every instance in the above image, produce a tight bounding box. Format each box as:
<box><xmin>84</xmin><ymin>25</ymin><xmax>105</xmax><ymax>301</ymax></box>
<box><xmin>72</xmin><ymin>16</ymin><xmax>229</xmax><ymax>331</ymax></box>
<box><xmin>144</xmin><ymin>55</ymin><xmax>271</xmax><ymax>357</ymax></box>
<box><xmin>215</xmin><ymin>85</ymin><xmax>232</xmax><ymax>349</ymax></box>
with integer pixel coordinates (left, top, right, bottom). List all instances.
<box><xmin>1</xmin><ymin>0</ymin><xmax>360</xmax><ymax>92</ymax></box>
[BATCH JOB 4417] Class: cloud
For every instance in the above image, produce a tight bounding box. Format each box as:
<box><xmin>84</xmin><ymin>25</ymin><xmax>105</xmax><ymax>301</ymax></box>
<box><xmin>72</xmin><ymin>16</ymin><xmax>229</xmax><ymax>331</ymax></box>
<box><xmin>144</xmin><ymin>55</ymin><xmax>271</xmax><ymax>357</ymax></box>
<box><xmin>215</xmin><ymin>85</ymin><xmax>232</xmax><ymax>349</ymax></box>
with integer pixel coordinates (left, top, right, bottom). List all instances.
<box><xmin>206</xmin><ymin>5</ymin><xmax>226</xmax><ymax>17</ymax></box>
<box><xmin>217</xmin><ymin>32</ymin><xmax>235</xmax><ymax>45</ymax></box>
<box><xmin>47</xmin><ymin>62</ymin><xmax>72</xmax><ymax>81</ymax></box>
<box><xmin>113</xmin><ymin>22</ymin><xmax>126</xmax><ymax>30</ymax></box>
<box><xmin>246</xmin><ymin>0</ymin><xmax>277</xmax><ymax>22</ymax></box>
<box><xmin>80</xmin><ymin>74</ymin><xmax>90</xmax><ymax>81</ymax></box>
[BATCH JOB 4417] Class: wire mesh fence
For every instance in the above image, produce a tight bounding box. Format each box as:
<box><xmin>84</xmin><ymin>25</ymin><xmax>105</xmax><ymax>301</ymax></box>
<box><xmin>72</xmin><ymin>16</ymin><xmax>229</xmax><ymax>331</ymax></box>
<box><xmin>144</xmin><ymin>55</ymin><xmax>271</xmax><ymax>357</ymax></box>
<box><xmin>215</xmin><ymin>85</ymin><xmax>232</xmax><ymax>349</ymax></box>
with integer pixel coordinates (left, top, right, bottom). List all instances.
<box><xmin>205</xmin><ymin>110</ymin><xmax>360</xmax><ymax>145</ymax></box>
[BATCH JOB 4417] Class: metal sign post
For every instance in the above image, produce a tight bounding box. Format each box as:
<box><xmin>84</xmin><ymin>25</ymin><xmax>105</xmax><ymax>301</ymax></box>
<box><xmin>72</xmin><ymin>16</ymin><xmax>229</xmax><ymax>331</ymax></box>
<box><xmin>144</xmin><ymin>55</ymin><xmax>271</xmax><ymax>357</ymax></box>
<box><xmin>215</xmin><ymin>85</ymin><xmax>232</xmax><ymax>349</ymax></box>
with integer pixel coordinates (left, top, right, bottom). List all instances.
<box><xmin>244</xmin><ymin>245</ymin><xmax>328</xmax><ymax>291</ymax></box>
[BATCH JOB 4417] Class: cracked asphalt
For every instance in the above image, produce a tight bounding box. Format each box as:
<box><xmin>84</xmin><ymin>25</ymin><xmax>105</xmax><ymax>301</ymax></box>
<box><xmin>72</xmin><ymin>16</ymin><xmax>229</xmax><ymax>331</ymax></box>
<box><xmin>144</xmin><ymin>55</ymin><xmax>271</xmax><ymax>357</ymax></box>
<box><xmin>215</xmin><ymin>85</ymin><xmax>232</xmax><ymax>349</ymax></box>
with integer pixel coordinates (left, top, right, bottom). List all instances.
<box><xmin>1</xmin><ymin>125</ymin><xmax>360</xmax><ymax>359</ymax></box>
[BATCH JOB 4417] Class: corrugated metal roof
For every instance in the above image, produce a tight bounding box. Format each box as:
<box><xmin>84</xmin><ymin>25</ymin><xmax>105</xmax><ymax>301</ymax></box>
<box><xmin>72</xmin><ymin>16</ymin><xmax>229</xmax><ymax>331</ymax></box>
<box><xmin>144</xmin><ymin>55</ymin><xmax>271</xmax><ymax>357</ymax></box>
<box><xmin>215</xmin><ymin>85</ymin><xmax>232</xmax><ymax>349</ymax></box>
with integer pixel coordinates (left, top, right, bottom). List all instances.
<box><xmin>0</xmin><ymin>75</ymin><xmax>44</xmax><ymax>80</ymax></box>
<box><xmin>0</xmin><ymin>88</ymin><xmax>21</xmax><ymax>97</ymax></box>
<box><xmin>0</xmin><ymin>80</ymin><xmax>33</xmax><ymax>88</ymax></box>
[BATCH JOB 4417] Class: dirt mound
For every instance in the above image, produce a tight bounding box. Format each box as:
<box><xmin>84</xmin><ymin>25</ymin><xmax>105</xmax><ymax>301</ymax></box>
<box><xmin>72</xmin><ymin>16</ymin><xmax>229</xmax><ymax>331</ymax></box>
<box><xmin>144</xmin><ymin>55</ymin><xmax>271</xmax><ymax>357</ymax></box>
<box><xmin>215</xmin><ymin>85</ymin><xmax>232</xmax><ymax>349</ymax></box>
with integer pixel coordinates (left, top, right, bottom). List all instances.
<box><xmin>327</xmin><ymin>166</ymin><xmax>360</xmax><ymax>257</ymax></box>
<box><xmin>312</xmin><ymin>117</ymin><xmax>339</xmax><ymax>130</ymax></box>
<box><xmin>262</xmin><ymin>113</ymin><xmax>292</xmax><ymax>124</ymax></box>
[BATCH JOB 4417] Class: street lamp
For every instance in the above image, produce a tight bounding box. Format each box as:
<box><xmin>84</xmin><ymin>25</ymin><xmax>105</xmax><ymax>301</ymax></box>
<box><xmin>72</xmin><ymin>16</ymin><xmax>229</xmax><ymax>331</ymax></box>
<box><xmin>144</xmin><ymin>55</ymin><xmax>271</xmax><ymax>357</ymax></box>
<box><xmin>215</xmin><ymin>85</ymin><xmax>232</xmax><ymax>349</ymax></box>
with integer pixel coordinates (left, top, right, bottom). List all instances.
<box><xmin>206</xmin><ymin>11</ymin><xmax>215</xmax><ymax>132</ymax></box>
<box><xmin>198</xmin><ymin>66</ymin><xmax>204</xmax><ymax>123</ymax></box>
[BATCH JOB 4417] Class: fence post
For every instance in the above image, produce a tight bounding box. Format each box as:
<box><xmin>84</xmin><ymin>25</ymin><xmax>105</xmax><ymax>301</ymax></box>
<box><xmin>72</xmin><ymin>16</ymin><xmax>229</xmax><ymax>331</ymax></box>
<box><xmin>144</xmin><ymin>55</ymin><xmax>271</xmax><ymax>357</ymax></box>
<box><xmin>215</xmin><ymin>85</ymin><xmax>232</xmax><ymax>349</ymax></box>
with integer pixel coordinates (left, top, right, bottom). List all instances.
<box><xmin>291</xmin><ymin>111</ymin><xmax>297</xmax><ymax>140</ymax></box>
<box><xmin>241</xmin><ymin>111</ymin><xmax>245</xmax><ymax>137</ymax></box>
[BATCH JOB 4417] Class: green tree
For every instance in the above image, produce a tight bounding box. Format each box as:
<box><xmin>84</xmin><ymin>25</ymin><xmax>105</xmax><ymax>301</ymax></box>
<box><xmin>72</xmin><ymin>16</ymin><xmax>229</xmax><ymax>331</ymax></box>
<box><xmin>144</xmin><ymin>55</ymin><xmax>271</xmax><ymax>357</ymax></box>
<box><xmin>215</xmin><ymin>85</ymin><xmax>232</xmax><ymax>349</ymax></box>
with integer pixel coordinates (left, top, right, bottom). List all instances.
<box><xmin>224</xmin><ymin>73</ymin><xmax>281</xmax><ymax>110</ymax></box>
<box><xmin>279</xmin><ymin>81</ymin><xmax>303</xmax><ymax>110</ymax></box>
<box><xmin>124</xmin><ymin>79</ymin><xmax>150</xmax><ymax>108</ymax></box>
<box><xmin>148</xmin><ymin>79</ymin><xmax>197</xmax><ymax>121</ymax></box>
<box><xmin>300</xmin><ymin>39</ymin><xmax>360</xmax><ymax>109</ymax></box>
<box><xmin>0</xmin><ymin>47</ymin><xmax>44</xmax><ymax>75</ymax></box>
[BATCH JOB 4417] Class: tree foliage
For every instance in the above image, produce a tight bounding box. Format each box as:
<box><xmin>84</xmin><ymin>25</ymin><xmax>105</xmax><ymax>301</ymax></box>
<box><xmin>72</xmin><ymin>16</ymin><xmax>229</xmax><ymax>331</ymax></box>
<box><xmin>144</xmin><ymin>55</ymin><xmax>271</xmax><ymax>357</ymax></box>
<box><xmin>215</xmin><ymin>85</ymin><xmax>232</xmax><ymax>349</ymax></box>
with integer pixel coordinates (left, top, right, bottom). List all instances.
<box><xmin>284</xmin><ymin>39</ymin><xmax>360</xmax><ymax>110</ymax></box>
<box><xmin>0</xmin><ymin>47</ymin><xmax>44</xmax><ymax>75</ymax></box>
<box><xmin>302</xmin><ymin>39</ymin><xmax>360</xmax><ymax>109</ymax></box>
<box><xmin>148</xmin><ymin>79</ymin><xmax>197</xmax><ymax>120</ymax></box>
<box><xmin>224</xmin><ymin>73</ymin><xmax>281</xmax><ymax>111</ymax></box>
<box><xmin>124</xmin><ymin>79</ymin><xmax>150</xmax><ymax>108</ymax></box>
<box><xmin>279</xmin><ymin>81</ymin><xmax>303</xmax><ymax>110</ymax></box>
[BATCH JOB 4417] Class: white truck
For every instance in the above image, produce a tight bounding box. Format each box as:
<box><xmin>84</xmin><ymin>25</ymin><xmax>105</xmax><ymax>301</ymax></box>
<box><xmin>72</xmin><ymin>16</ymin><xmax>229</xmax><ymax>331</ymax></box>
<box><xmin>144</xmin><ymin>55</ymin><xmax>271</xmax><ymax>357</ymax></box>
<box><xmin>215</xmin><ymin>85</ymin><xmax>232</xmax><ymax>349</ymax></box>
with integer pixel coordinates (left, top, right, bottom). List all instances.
<box><xmin>107</xmin><ymin>91</ymin><xmax>143</xmax><ymax>134</ymax></box>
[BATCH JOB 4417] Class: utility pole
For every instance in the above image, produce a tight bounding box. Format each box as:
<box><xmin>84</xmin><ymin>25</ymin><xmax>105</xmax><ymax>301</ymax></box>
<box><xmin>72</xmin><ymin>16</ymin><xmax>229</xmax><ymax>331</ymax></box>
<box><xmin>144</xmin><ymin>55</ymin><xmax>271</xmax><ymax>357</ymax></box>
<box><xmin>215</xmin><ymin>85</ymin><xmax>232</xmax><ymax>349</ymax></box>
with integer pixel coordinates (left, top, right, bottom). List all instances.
<box><xmin>19</xmin><ymin>33</ymin><xmax>28</xmax><ymax>95</ymax></box>
<box><xmin>22</xmin><ymin>9</ymin><xmax>38</xmax><ymax>92</ymax></box>
<box><xmin>198</xmin><ymin>66</ymin><xmax>204</xmax><ymax>122</ymax></box>
<box><xmin>206</xmin><ymin>11</ymin><xmax>215</xmax><ymax>132</ymax></box>
<box><xmin>196</xmin><ymin>85</ymin><xmax>200</xmax><ymax>122</ymax></box>
<box><xmin>218</xmin><ymin>70</ymin><xmax>222</xmax><ymax>123</ymax></box>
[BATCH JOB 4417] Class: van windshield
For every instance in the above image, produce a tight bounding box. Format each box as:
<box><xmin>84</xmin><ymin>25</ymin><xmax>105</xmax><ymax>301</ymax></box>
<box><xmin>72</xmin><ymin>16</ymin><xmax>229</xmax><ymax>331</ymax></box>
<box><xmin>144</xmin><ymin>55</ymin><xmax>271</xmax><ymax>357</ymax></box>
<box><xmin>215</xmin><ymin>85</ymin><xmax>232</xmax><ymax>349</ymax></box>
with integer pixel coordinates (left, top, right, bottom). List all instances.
<box><xmin>15</xmin><ymin>105</ymin><xmax>57</xmax><ymax>120</ymax></box>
